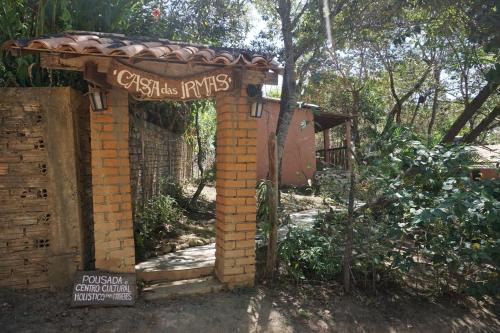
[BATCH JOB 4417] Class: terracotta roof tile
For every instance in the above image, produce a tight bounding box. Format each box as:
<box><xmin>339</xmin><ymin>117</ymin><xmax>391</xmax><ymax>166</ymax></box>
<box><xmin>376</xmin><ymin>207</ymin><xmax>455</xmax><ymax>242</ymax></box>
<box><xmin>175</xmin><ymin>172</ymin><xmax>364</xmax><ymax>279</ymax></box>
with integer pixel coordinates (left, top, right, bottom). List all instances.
<box><xmin>2</xmin><ymin>31</ymin><xmax>279</xmax><ymax>71</ymax></box>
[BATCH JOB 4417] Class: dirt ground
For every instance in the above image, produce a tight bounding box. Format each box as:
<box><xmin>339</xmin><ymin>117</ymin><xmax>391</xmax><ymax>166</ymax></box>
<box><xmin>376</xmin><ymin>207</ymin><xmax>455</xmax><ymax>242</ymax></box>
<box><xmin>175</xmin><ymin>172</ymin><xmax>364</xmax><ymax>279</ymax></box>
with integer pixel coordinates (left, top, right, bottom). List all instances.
<box><xmin>1</xmin><ymin>282</ymin><xmax>498</xmax><ymax>333</ymax></box>
<box><xmin>186</xmin><ymin>184</ymin><xmax>326</xmax><ymax>212</ymax></box>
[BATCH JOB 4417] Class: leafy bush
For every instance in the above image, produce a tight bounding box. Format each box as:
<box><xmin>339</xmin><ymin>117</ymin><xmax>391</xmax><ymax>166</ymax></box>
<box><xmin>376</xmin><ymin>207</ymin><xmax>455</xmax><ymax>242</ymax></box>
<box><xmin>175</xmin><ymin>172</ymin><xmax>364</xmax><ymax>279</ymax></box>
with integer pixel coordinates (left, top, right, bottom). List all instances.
<box><xmin>161</xmin><ymin>178</ymin><xmax>189</xmax><ymax>208</ymax></box>
<box><xmin>364</xmin><ymin>134</ymin><xmax>499</xmax><ymax>297</ymax></box>
<box><xmin>292</xmin><ymin>128</ymin><xmax>499</xmax><ymax>298</ymax></box>
<box><xmin>279</xmin><ymin>226</ymin><xmax>341</xmax><ymax>281</ymax></box>
<box><xmin>135</xmin><ymin>194</ymin><xmax>184</xmax><ymax>260</ymax></box>
<box><xmin>280</xmin><ymin>210</ymin><xmax>392</xmax><ymax>286</ymax></box>
<box><xmin>379</xmin><ymin>141</ymin><xmax>500</xmax><ymax>297</ymax></box>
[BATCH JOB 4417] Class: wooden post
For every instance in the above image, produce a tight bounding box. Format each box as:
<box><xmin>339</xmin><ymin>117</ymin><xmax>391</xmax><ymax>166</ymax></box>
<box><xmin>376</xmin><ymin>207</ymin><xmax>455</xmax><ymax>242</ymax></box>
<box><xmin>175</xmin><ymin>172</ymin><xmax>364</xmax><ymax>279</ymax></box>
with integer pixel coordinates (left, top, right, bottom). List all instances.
<box><xmin>323</xmin><ymin>129</ymin><xmax>331</xmax><ymax>164</ymax></box>
<box><xmin>266</xmin><ymin>132</ymin><xmax>279</xmax><ymax>279</ymax></box>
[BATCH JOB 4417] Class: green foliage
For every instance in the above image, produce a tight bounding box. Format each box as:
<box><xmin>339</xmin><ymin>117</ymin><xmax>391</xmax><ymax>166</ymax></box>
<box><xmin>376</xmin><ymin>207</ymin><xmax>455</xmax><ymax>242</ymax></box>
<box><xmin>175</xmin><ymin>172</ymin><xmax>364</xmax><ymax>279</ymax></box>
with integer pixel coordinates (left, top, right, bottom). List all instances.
<box><xmin>286</xmin><ymin>127</ymin><xmax>499</xmax><ymax>297</ymax></box>
<box><xmin>0</xmin><ymin>0</ymin><xmax>136</xmax><ymax>88</ymax></box>
<box><xmin>1</xmin><ymin>0</ymin><xmax>251</xmax><ymax>87</ymax></box>
<box><xmin>279</xmin><ymin>225</ymin><xmax>341</xmax><ymax>281</ymax></box>
<box><xmin>359</xmin><ymin>131</ymin><xmax>499</xmax><ymax>297</ymax></box>
<box><xmin>160</xmin><ymin>177</ymin><xmax>190</xmax><ymax>208</ymax></box>
<box><xmin>373</xmin><ymin>135</ymin><xmax>500</xmax><ymax>297</ymax></box>
<box><xmin>123</xmin><ymin>0</ymin><xmax>249</xmax><ymax>46</ymax></box>
<box><xmin>256</xmin><ymin>180</ymin><xmax>272</xmax><ymax>228</ymax></box>
<box><xmin>135</xmin><ymin>194</ymin><xmax>183</xmax><ymax>259</ymax></box>
<box><xmin>280</xmin><ymin>209</ymin><xmax>391</xmax><ymax>285</ymax></box>
<box><xmin>184</xmin><ymin>100</ymin><xmax>217</xmax><ymax>182</ymax></box>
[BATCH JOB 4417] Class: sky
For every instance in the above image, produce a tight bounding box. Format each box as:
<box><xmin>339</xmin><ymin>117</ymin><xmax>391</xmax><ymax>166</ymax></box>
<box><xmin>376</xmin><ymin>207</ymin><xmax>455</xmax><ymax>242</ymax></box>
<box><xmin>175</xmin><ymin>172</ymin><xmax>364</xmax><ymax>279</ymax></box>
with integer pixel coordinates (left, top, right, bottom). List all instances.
<box><xmin>245</xmin><ymin>4</ymin><xmax>265</xmax><ymax>47</ymax></box>
<box><xmin>245</xmin><ymin>4</ymin><xmax>283</xmax><ymax>97</ymax></box>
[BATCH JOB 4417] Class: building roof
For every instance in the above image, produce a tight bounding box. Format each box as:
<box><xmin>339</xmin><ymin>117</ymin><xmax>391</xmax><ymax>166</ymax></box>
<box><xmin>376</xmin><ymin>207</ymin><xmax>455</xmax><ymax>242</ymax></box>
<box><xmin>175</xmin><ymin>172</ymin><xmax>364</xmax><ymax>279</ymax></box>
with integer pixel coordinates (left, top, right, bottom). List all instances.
<box><xmin>471</xmin><ymin>145</ymin><xmax>500</xmax><ymax>168</ymax></box>
<box><xmin>263</xmin><ymin>97</ymin><xmax>353</xmax><ymax>132</ymax></box>
<box><xmin>2</xmin><ymin>31</ymin><xmax>279</xmax><ymax>71</ymax></box>
<box><xmin>314</xmin><ymin>111</ymin><xmax>352</xmax><ymax>132</ymax></box>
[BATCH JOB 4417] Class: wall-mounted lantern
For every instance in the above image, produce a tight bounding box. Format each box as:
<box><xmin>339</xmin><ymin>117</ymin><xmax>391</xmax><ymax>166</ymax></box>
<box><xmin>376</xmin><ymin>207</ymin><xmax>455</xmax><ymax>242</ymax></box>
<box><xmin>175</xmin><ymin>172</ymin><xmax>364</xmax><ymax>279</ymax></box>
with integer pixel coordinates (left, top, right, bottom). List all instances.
<box><xmin>247</xmin><ymin>84</ymin><xmax>264</xmax><ymax>118</ymax></box>
<box><xmin>250</xmin><ymin>100</ymin><xmax>263</xmax><ymax>118</ymax></box>
<box><xmin>87</xmin><ymin>85</ymin><xmax>108</xmax><ymax>112</ymax></box>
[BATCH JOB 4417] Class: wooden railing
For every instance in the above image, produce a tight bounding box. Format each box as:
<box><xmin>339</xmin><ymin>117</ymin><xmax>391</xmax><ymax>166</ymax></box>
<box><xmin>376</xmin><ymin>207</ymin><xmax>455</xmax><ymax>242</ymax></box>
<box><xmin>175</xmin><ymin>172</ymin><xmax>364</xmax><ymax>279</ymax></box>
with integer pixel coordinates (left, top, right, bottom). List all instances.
<box><xmin>316</xmin><ymin>146</ymin><xmax>348</xmax><ymax>170</ymax></box>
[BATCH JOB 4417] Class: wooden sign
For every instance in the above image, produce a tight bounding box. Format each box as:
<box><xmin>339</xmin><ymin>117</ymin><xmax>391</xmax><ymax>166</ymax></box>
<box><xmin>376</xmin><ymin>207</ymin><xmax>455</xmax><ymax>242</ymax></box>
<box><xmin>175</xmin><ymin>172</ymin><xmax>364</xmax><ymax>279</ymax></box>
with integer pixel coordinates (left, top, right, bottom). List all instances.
<box><xmin>71</xmin><ymin>271</ymin><xmax>136</xmax><ymax>307</ymax></box>
<box><xmin>107</xmin><ymin>59</ymin><xmax>234</xmax><ymax>101</ymax></box>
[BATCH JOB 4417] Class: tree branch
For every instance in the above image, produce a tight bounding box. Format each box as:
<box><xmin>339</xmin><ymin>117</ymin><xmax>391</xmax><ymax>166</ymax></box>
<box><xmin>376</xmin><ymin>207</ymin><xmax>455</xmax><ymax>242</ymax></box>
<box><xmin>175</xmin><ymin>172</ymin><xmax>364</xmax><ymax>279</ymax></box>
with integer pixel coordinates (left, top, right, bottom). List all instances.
<box><xmin>462</xmin><ymin>105</ymin><xmax>500</xmax><ymax>143</ymax></box>
<box><xmin>291</xmin><ymin>2</ymin><xmax>309</xmax><ymax>27</ymax></box>
<box><xmin>441</xmin><ymin>81</ymin><xmax>499</xmax><ymax>143</ymax></box>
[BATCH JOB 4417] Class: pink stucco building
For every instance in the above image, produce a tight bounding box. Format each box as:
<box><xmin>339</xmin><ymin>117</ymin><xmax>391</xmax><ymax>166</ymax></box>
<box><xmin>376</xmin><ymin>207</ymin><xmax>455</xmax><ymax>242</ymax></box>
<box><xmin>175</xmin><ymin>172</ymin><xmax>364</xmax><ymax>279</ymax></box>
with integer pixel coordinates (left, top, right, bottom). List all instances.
<box><xmin>257</xmin><ymin>98</ymin><xmax>316</xmax><ymax>186</ymax></box>
<box><xmin>257</xmin><ymin>98</ymin><xmax>353</xmax><ymax>187</ymax></box>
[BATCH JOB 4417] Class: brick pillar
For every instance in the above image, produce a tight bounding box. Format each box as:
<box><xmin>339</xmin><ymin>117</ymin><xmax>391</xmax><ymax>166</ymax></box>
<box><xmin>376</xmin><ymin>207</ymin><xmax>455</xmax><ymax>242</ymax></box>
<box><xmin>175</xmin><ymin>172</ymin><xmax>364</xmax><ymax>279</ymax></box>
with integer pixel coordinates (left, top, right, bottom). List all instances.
<box><xmin>215</xmin><ymin>86</ymin><xmax>257</xmax><ymax>287</ymax></box>
<box><xmin>90</xmin><ymin>88</ymin><xmax>135</xmax><ymax>272</ymax></box>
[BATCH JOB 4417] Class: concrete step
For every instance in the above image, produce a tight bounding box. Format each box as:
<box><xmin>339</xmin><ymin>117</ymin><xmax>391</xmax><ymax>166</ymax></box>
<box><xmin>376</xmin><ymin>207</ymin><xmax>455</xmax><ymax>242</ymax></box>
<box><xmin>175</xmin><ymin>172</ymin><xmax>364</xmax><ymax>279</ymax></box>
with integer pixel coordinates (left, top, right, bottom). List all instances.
<box><xmin>136</xmin><ymin>264</ymin><xmax>214</xmax><ymax>283</ymax></box>
<box><xmin>135</xmin><ymin>244</ymin><xmax>216</xmax><ymax>282</ymax></box>
<box><xmin>141</xmin><ymin>276</ymin><xmax>224</xmax><ymax>300</ymax></box>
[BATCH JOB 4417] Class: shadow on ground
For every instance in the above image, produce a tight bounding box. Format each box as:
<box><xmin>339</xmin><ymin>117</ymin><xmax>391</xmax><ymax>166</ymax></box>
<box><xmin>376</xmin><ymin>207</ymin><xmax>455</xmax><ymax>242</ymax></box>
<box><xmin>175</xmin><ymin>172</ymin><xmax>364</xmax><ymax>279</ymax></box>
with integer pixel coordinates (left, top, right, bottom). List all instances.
<box><xmin>1</xmin><ymin>282</ymin><xmax>498</xmax><ymax>333</ymax></box>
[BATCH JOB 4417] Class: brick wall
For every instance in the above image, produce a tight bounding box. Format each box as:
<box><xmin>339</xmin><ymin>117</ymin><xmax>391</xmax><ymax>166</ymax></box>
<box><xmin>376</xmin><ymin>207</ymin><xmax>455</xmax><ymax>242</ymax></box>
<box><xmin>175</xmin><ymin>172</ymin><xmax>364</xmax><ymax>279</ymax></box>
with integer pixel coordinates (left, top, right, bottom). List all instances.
<box><xmin>129</xmin><ymin>108</ymin><xmax>192</xmax><ymax>219</ymax></box>
<box><xmin>90</xmin><ymin>88</ymin><xmax>135</xmax><ymax>272</ymax></box>
<box><xmin>215</xmin><ymin>87</ymin><xmax>257</xmax><ymax>287</ymax></box>
<box><xmin>0</xmin><ymin>88</ymin><xmax>85</xmax><ymax>289</ymax></box>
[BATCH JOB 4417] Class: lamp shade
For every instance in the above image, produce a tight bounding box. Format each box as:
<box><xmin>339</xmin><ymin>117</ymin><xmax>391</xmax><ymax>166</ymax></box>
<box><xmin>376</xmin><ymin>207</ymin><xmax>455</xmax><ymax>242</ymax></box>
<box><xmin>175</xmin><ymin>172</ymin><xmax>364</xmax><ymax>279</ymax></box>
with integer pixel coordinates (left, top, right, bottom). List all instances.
<box><xmin>247</xmin><ymin>84</ymin><xmax>263</xmax><ymax>118</ymax></box>
<box><xmin>250</xmin><ymin>101</ymin><xmax>263</xmax><ymax>118</ymax></box>
<box><xmin>88</xmin><ymin>86</ymin><xmax>108</xmax><ymax>112</ymax></box>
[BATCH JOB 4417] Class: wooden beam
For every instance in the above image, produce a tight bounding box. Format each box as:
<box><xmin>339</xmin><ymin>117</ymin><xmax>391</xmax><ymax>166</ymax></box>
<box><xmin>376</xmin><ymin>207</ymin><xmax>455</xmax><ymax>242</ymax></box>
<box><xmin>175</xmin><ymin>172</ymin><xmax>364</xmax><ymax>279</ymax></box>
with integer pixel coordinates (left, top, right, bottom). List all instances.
<box><xmin>83</xmin><ymin>62</ymin><xmax>111</xmax><ymax>89</ymax></box>
<box><xmin>40</xmin><ymin>53</ymin><xmax>279</xmax><ymax>85</ymax></box>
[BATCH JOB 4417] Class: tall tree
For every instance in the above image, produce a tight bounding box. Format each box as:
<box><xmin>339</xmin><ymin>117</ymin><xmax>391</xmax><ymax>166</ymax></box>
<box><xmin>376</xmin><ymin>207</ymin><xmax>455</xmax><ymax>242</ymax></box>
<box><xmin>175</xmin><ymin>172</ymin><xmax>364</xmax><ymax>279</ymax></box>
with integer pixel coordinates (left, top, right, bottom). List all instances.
<box><xmin>256</xmin><ymin>0</ymin><xmax>346</xmax><ymax>179</ymax></box>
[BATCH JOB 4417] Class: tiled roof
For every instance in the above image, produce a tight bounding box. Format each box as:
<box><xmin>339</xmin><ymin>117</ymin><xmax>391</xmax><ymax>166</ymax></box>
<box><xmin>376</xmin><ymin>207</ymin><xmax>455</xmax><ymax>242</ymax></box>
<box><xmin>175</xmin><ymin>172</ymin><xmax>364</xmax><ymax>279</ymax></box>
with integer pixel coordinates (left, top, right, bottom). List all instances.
<box><xmin>2</xmin><ymin>31</ymin><xmax>279</xmax><ymax>71</ymax></box>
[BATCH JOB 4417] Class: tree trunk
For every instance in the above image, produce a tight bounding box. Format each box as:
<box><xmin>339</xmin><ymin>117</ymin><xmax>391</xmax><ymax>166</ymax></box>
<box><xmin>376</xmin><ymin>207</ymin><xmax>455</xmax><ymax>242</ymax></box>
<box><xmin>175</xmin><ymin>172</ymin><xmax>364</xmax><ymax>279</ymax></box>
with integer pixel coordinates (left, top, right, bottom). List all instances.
<box><xmin>276</xmin><ymin>0</ymin><xmax>297</xmax><ymax>182</ymax></box>
<box><xmin>383</xmin><ymin>66</ymin><xmax>432</xmax><ymax>134</ymax></box>
<box><xmin>462</xmin><ymin>106</ymin><xmax>500</xmax><ymax>143</ymax></box>
<box><xmin>427</xmin><ymin>67</ymin><xmax>441</xmax><ymax>140</ymax></box>
<box><xmin>190</xmin><ymin>108</ymin><xmax>205</xmax><ymax>207</ymax></box>
<box><xmin>441</xmin><ymin>81</ymin><xmax>499</xmax><ymax>143</ymax></box>
<box><xmin>410</xmin><ymin>102</ymin><xmax>421</xmax><ymax>127</ymax></box>
<box><xmin>344</xmin><ymin>118</ymin><xmax>355</xmax><ymax>293</ymax></box>
<box><xmin>266</xmin><ymin>133</ymin><xmax>279</xmax><ymax>280</ymax></box>
<box><xmin>351</xmin><ymin>90</ymin><xmax>361</xmax><ymax>159</ymax></box>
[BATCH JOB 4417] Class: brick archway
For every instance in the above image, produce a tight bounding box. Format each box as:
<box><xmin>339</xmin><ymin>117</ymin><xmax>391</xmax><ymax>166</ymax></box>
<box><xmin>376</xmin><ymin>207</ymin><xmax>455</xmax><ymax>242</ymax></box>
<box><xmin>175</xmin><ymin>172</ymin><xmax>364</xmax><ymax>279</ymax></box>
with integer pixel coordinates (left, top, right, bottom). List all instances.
<box><xmin>90</xmin><ymin>86</ymin><xmax>258</xmax><ymax>287</ymax></box>
<box><xmin>3</xmin><ymin>32</ymin><xmax>278</xmax><ymax>288</ymax></box>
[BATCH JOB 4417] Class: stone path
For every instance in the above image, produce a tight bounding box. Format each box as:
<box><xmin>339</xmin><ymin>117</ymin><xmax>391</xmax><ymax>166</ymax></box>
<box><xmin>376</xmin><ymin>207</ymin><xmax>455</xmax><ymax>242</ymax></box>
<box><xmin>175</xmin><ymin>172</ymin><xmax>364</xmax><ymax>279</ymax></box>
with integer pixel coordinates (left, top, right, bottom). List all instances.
<box><xmin>136</xmin><ymin>209</ymin><xmax>325</xmax><ymax>272</ymax></box>
<box><xmin>135</xmin><ymin>244</ymin><xmax>215</xmax><ymax>272</ymax></box>
<box><xmin>257</xmin><ymin>208</ymin><xmax>324</xmax><ymax>246</ymax></box>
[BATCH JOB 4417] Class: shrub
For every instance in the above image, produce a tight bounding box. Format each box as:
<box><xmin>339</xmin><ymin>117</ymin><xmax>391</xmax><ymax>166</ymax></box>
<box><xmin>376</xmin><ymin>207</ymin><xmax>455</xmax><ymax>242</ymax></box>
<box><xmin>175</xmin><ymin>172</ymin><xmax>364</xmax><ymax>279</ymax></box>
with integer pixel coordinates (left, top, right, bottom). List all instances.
<box><xmin>279</xmin><ymin>210</ymin><xmax>392</xmax><ymax>286</ymax></box>
<box><xmin>135</xmin><ymin>194</ymin><xmax>183</xmax><ymax>259</ymax></box>
<box><xmin>287</xmin><ymin>130</ymin><xmax>499</xmax><ymax>298</ymax></box>
<box><xmin>279</xmin><ymin>226</ymin><xmax>341</xmax><ymax>281</ymax></box>
<box><xmin>377</xmin><ymin>140</ymin><xmax>500</xmax><ymax>297</ymax></box>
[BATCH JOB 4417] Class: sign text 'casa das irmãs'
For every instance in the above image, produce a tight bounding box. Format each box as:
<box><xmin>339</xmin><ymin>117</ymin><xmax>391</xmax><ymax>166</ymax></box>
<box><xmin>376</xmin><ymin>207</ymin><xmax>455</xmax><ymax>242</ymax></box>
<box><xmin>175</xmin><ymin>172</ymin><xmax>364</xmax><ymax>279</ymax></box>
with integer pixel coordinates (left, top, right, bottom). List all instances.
<box><xmin>107</xmin><ymin>60</ymin><xmax>234</xmax><ymax>100</ymax></box>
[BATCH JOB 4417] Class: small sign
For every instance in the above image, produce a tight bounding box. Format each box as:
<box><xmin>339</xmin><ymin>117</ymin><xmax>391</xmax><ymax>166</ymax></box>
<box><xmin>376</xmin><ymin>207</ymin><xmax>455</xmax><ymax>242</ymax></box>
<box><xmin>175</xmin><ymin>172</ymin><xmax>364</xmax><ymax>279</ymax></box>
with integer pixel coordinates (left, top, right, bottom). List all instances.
<box><xmin>71</xmin><ymin>271</ymin><xmax>136</xmax><ymax>307</ymax></box>
<box><xmin>107</xmin><ymin>59</ymin><xmax>234</xmax><ymax>101</ymax></box>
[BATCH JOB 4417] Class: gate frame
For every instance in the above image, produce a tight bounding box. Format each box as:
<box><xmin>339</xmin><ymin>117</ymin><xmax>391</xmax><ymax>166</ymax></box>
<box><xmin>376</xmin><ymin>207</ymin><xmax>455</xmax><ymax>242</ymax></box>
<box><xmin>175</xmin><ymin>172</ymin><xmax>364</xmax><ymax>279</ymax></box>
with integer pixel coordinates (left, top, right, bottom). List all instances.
<box><xmin>29</xmin><ymin>52</ymin><xmax>277</xmax><ymax>288</ymax></box>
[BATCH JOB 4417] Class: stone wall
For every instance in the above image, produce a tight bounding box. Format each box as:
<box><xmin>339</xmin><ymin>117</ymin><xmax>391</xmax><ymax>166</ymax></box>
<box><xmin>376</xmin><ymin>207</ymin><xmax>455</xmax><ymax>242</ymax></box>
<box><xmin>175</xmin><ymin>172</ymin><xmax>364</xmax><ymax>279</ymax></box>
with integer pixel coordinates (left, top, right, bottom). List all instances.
<box><xmin>129</xmin><ymin>108</ymin><xmax>192</xmax><ymax>219</ymax></box>
<box><xmin>0</xmin><ymin>88</ymin><xmax>86</xmax><ymax>289</ymax></box>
